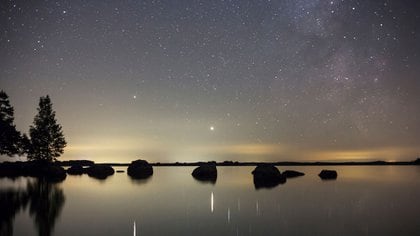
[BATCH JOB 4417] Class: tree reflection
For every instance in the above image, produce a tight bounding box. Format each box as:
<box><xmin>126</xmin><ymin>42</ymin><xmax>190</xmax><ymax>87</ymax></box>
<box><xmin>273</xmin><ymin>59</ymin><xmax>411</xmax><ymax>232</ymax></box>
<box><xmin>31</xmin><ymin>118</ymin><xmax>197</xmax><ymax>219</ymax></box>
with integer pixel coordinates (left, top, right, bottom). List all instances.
<box><xmin>0</xmin><ymin>187</ymin><xmax>29</xmax><ymax>236</ymax></box>
<box><xmin>0</xmin><ymin>179</ymin><xmax>65</xmax><ymax>236</ymax></box>
<box><xmin>28</xmin><ymin>180</ymin><xmax>65</xmax><ymax>236</ymax></box>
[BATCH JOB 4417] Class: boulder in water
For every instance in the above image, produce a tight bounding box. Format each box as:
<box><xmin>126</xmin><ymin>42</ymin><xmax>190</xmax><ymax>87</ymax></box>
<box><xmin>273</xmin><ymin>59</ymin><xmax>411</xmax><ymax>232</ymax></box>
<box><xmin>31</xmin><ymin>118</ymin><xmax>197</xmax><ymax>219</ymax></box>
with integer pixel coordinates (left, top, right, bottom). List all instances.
<box><xmin>67</xmin><ymin>164</ymin><xmax>85</xmax><ymax>175</ymax></box>
<box><xmin>318</xmin><ymin>170</ymin><xmax>338</xmax><ymax>180</ymax></box>
<box><xmin>192</xmin><ymin>162</ymin><xmax>217</xmax><ymax>183</ymax></box>
<box><xmin>86</xmin><ymin>165</ymin><xmax>115</xmax><ymax>179</ymax></box>
<box><xmin>252</xmin><ymin>164</ymin><xmax>286</xmax><ymax>189</ymax></box>
<box><xmin>127</xmin><ymin>160</ymin><xmax>153</xmax><ymax>179</ymax></box>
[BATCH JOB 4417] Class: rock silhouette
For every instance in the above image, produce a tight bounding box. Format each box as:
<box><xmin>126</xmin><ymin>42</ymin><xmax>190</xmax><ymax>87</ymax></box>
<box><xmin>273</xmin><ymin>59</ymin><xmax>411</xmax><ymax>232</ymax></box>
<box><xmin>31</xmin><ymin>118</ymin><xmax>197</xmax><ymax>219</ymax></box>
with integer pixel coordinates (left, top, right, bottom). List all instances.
<box><xmin>86</xmin><ymin>165</ymin><xmax>115</xmax><ymax>179</ymax></box>
<box><xmin>127</xmin><ymin>160</ymin><xmax>153</xmax><ymax>179</ymax></box>
<box><xmin>192</xmin><ymin>162</ymin><xmax>217</xmax><ymax>183</ymax></box>
<box><xmin>318</xmin><ymin>170</ymin><xmax>338</xmax><ymax>180</ymax></box>
<box><xmin>283</xmin><ymin>170</ymin><xmax>305</xmax><ymax>178</ymax></box>
<box><xmin>66</xmin><ymin>165</ymin><xmax>85</xmax><ymax>175</ymax></box>
<box><xmin>252</xmin><ymin>164</ymin><xmax>286</xmax><ymax>189</ymax></box>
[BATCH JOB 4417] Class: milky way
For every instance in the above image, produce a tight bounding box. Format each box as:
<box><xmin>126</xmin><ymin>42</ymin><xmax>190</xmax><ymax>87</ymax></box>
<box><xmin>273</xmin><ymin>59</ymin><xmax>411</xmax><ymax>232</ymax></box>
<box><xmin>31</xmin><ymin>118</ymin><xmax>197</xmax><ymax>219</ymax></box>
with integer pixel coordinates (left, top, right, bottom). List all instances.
<box><xmin>1</xmin><ymin>0</ymin><xmax>419</xmax><ymax>162</ymax></box>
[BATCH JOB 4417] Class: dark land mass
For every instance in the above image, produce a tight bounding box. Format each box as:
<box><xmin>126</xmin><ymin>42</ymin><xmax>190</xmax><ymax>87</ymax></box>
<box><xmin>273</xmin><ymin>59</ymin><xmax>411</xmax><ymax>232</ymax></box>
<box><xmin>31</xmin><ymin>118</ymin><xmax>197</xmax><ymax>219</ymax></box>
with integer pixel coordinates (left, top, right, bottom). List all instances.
<box><xmin>74</xmin><ymin>158</ymin><xmax>420</xmax><ymax>167</ymax></box>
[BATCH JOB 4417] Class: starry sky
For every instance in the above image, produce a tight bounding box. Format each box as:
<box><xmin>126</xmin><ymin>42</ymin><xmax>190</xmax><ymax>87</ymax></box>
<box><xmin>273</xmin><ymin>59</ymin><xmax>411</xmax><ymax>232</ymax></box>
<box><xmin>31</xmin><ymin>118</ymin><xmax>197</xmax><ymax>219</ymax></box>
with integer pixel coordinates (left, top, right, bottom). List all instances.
<box><xmin>1</xmin><ymin>0</ymin><xmax>419</xmax><ymax>163</ymax></box>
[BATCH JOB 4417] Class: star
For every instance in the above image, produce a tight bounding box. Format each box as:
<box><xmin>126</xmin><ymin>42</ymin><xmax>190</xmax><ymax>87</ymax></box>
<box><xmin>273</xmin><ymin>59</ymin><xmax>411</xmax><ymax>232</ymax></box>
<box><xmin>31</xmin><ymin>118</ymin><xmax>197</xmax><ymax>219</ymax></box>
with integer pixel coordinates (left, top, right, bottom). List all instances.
<box><xmin>210</xmin><ymin>126</ymin><xmax>215</xmax><ymax>131</ymax></box>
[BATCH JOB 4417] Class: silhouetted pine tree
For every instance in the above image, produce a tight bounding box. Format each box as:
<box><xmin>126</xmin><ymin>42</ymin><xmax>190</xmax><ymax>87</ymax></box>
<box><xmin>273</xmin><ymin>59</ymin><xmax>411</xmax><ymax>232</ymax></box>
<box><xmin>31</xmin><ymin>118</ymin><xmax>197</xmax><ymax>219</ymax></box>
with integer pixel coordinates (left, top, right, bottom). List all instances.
<box><xmin>0</xmin><ymin>90</ymin><xmax>24</xmax><ymax>156</ymax></box>
<box><xmin>28</xmin><ymin>96</ymin><xmax>66</xmax><ymax>162</ymax></box>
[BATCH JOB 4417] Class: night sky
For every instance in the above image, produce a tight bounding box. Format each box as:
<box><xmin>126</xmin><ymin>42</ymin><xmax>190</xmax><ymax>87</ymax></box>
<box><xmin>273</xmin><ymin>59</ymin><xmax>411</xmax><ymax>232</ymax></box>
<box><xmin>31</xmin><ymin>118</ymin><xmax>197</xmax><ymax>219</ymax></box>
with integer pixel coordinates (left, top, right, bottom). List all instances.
<box><xmin>1</xmin><ymin>0</ymin><xmax>419</xmax><ymax>163</ymax></box>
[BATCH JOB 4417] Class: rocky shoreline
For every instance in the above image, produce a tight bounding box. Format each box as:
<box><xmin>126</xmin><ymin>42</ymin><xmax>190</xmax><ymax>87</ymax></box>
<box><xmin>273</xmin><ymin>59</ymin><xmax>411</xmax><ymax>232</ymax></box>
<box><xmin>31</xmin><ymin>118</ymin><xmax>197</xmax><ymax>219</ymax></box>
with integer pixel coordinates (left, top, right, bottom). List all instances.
<box><xmin>1</xmin><ymin>158</ymin><xmax>419</xmax><ymax>188</ymax></box>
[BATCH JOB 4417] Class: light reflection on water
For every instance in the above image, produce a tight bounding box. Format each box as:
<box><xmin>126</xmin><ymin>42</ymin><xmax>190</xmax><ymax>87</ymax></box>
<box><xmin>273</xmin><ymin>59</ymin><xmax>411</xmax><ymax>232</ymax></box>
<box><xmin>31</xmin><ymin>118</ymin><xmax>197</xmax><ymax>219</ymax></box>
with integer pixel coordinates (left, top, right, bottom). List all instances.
<box><xmin>1</xmin><ymin>166</ymin><xmax>420</xmax><ymax>235</ymax></box>
<box><xmin>211</xmin><ymin>192</ymin><xmax>214</xmax><ymax>213</ymax></box>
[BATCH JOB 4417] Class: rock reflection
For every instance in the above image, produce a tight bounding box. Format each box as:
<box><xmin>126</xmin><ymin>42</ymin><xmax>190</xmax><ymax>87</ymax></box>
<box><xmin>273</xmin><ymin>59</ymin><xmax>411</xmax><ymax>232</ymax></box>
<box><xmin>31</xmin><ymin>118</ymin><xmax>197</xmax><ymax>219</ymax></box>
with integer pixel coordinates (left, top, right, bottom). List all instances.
<box><xmin>0</xmin><ymin>179</ymin><xmax>65</xmax><ymax>236</ymax></box>
<box><xmin>129</xmin><ymin>175</ymin><xmax>153</xmax><ymax>185</ymax></box>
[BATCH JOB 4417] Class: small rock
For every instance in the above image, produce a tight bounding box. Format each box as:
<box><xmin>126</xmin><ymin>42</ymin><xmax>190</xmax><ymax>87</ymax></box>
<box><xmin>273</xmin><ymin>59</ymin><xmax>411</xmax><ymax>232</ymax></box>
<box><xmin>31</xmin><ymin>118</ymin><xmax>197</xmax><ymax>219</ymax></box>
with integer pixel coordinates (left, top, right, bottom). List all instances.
<box><xmin>283</xmin><ymin>170</ymin><xmax>305</xmax><ymax>178</ymax></box>
<box><xmin>319</xmin><ymin>170</ymin><xmax>338</xmax><ymax>180</ymax></box>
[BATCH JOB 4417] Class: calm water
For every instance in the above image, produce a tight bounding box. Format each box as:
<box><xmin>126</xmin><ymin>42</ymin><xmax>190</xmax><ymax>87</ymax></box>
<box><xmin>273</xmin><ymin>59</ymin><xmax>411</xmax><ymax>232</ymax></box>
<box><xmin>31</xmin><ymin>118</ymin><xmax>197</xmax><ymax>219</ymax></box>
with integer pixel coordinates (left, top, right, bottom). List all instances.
<box><xmin>1</xmin><ymin>166</ymin><xmax>420</xmax><ymax>236</ymax></box>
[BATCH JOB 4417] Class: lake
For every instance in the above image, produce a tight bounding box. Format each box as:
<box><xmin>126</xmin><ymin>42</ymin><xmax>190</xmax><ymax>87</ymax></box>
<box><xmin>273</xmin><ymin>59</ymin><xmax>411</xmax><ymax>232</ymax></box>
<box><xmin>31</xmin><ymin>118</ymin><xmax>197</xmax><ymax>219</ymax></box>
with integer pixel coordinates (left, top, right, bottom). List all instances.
<box><xmin>1</xmin><ymin>166</ymin><xmax>420</xmax><ymax>236</ymax></box>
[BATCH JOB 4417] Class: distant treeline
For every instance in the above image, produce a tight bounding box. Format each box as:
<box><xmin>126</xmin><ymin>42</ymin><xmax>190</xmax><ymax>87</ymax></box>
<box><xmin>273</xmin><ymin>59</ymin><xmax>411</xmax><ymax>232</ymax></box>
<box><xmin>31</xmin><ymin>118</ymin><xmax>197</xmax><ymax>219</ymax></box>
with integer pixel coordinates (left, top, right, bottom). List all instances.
<box><xmin>55</xmin><ymin>159</ymin><xmax>420</xmax><ymax>167</ymax></box>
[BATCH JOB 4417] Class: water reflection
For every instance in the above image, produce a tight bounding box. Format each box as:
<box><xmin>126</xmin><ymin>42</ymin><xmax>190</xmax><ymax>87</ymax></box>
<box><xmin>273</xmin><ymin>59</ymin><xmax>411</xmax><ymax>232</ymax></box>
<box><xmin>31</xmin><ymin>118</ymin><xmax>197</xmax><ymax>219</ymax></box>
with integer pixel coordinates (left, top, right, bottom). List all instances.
<box><xmin>129</xmin><ymin>175</ymin><xmax>153</xmax><ymax>185</ymax></box>
<box><xmin>227</xmin><ymin>207</ymin><xmax>231</xmax><ymax>223</ymax></box>
<box><xmin>210</xmin><ymin>192</ymin><xmax>214</xmax><ymax>213</ymax></box>
<box><xmin>0</xmin><ymin>187</ymin><xmax>29</xmax><ymax>236</ymax></box>
<box><xmin>0</xmin><ymin>179</ymin><xmax>65</xmax><ymax>236</ymax></box>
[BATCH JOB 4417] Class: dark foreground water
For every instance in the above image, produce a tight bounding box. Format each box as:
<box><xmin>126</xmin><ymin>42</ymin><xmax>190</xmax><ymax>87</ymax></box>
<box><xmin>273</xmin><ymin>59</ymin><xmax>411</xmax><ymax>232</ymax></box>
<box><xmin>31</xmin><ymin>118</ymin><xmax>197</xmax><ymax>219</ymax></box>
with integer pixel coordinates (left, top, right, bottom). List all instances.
<box><xmin>1</xmin><ymin>166</ymin><xmax>420</xmax><ymax>236</ymax></box>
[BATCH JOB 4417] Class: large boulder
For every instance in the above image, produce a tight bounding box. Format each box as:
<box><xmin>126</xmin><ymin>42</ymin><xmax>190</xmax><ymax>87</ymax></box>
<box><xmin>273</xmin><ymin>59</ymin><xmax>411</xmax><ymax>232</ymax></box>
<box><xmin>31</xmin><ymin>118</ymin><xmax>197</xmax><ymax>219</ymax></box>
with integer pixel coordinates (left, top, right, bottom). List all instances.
<box><xmin>318</xmin><ymin>170</ymin><xmax>338</xmax><ymax>180</ymax></box>
<box><xmin>192</xmin><ymin>162</ymin><xmax>217</xmax><ymax>183</ymax></box>
<box><xmin>252</xmin><ymin>164</ymin><xmax>286</xmax><ymax>189</ymax></box>
<box><xmin>43</xmin><ymin>165</ymin><xmax>67</xmax><ymax>182</ymax></box>
<box><xmin>283</xmin><ymin>170</ymin><xmax>305</xmax><ymax>178</ymax></box>
<box><xmin>86</xmin><ymin>165</ymin><xmax>115</xmax><ymax>179</ymax></box>
<box><xmin>127</xmin><ymin>160</ymin><xmax>153</xmax><ymax>179</ymax></box>
<box><xmin>67</xmin><ymin>164</ymin><xmax>85</xmax><ymax>175</ymax></box>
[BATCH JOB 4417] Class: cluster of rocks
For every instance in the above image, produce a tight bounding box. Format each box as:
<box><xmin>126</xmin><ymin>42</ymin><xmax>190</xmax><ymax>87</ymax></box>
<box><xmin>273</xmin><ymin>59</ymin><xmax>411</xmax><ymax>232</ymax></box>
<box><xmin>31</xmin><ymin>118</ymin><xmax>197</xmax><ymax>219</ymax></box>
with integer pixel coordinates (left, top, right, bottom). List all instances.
<box><xmin>66</xmin><ymin>159</ymin><xmax>155</xmax><ymax>180</ymax></box>
<box><xmin>1</xmin><ymin>160</ymin><xmax>338</xmax><ymax>186</ymax></box>
<box><xmin>251</xmin><ymin>165</ymin><xmax>339</xmax><ymax>188</ymax></box>
<box><xmin>0</xmin><ymin>161</ymin><xmax>67</xmax><ymax>182</ymax></box>
<box><xmin>65</xmin><ymin>163</ymin><xmax>115</xmax><ymax>180</ymax></box>
<box><xmin>251</xmin><ymin>165</ymin><xmax>307</xmax><ymax>189</ymax></box>
<box><xmin>0</xmin><ymin>159</ymin><xmax>156</xmax><ymax>181</ymax></box>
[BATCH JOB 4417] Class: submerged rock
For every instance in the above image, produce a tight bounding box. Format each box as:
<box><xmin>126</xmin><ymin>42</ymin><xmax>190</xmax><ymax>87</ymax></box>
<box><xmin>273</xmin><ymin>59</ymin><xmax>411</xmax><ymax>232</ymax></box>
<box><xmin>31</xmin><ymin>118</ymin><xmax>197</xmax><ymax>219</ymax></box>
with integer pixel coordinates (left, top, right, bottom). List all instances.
<box><xmin>67</xmin><ymin>164</ymin><xmax>85</xmax><ymax>175</ymax></box>
<box><xmin>252</xmin><ymin>164</ymin><xmax>286</xmax><ymax>189</ymax></box>
<box><xmin>86</xmin><ymin>165</ymin><xmax>115</xmax><ymax>179</ymax></box>
<box><xmin>283</xmin><ymin>170</ymin><xmax>305</xmax><ymax>178</ymax></box>
<box><xmin>192</xmin><ymin>162</ymin><xmax>217</xmax><ymax>183</ymax></box>
<box><xmin>318</xmin><ymin>170</ymin><xmax>338</xmax><ymax>180</ymax></box>
<box><xmin>127</xmin><ymin>160</ymin><xmax>153</xmax><ymax>179</ymax></box>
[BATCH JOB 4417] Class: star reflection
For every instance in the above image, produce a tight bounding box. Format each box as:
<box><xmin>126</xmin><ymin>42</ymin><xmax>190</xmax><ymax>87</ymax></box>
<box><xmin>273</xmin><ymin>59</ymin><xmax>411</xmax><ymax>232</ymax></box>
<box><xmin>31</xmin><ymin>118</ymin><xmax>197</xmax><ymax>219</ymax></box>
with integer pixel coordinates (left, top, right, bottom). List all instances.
<box><xmin>210</xmin><ymin>192</ymin><xmax>214</xmax><ymax>213</ymax></box>
<box><xmin>227</xmin><ymin>207</ymin><xmax>231</xmax><ymax>223</ymax></box>
<box><xmin>256</xmin><ymin>201</ymin><xmax>260</xmax><ymax>216</ymax></box>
